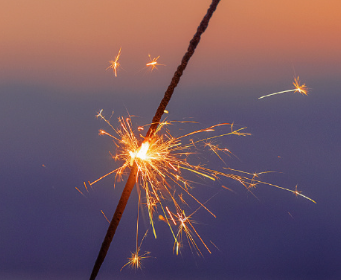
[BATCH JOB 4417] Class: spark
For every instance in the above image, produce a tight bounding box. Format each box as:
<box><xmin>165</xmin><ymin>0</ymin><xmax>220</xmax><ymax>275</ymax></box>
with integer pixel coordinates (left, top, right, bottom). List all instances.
<box><xmin>101</xmin><ymin>210</ymin><xmax>110</xmax><ymax>223</ymax></box>
<box><xmin>75</xmin><ymin>187</ymin><xmax>85</xmax><ymax>196</ymax></box>
<box><xmin>146</xmin><ymin>54</ymin><xmax>165</xmax><ymax>71</ymax></box>
<box><xmin>209</xmin><ymin>240</ymin><xmax>221</xmax><ymax>252</ymax></box>
<box><xmin>121</xmin><ymin>231</ymin><xmax>151</xmax><ymax>270</ymax></box>
<box><xmin>83</xmin><ymin>181</ymin><xmax>89</xmax><ymax>192</ymax></box>
<box><xmin>259</xmin><ymin>76</ymin><xmax>309</xmax><ymax>99</ymax></box>
<box><xmin>106</xmin><ymin>48</ymin><xmax>122</xmax><ymax>77</ymax></box>
<box><xmin>171</xmin><ymin>207</ymin><xmax>211</xmax><ymax>256</ymax></box>
<box><xmin>293</xmin><ymin>184</ymin><xmax>302</xmax><ymax>197</ymax></box>
<box><xmin>292</xmin><ymin>184</ymin><xmax>314</xmax><ymax>202</ymax></box>
<box><xmin>86</xmin><ymin>111</ymin><xmax>315</xmax><ymax>265</ymax></box>
<box><xmin>122</xmin><ymin>191</ymin><xmax>151</xmax><ymax>270</ymax></box>
<box><xmin>221</xmin><ymin>168</ymin><xmax>316</xmax><ymax>203</ymax></box>
<box><xmin>204</xmin><ymin>142</ymin><xmax>235</xmax><ymax>164</ymax></box>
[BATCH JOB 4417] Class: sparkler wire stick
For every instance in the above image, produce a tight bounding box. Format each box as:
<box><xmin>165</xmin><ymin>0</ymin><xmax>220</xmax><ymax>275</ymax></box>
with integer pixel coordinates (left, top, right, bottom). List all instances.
<box><xmin>146</xmin><ymin>0</ymin><xmax>221</xmax><ymax>138</ymax></box>
<box><xmin>90</xmin><ymin>1</ymin><xmax>221</xmax><ymax>279</ymax></box>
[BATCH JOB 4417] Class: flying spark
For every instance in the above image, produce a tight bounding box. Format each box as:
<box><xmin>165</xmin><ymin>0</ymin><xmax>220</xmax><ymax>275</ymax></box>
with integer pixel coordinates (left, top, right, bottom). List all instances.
<box><xmin>146</xmin><ymin>54</ymin><xmax>165</xmax><ymax>71</ymax></box>
<box><xmin>106</xmin><ymin>48</ymin><xmax>122</xmax><ymax>77</ymax></box>
<box><xmin>259</xmin><ymin>76</ymin><xmax>309</xmax><ymax>99</ymax></box>
<box><xmin>121</xmin><ymin>192</ymin><xmax>151</xmax><ymax>270</ymax></box>
<box><xmin>121</xmin><ymin>231</ymin><xmax>151</xmax><ymax>270</ymax></box>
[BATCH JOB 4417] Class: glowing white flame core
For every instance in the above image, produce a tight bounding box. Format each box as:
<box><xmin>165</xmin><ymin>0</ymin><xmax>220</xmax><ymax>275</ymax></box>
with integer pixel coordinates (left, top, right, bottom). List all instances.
<box><xmin>129</xmin><ymin>142</ymin><xmax>150</xmax><ymax>165</ymax></box>
<box><xmin>136</xmin><ymin>142</ymin><xmax>150</xmax><ymax>160</ymax></box>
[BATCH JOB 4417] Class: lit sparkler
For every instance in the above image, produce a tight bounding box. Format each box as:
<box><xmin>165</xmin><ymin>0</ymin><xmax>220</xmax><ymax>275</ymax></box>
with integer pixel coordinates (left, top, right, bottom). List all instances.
<box><xmin>90</xmin><ymin>2</ymin><xmax>222</xmax><ymax>275</ymax></box>
<box><xmin>87</xmin><ymin>110</ymin><xmax>316</xmax><ymax>266</ymax></box>
<box><xmin>146</xmin><ymin>54</ymin><xmax>165</xmax><ymax>71</ymax></box>
<box><xmin>89</xmin><ymin>1</ymin><xmax>314</xmax><ymax>278</ymax></box>
<box><xmin>106</xmin><ymin>48</ymin><xmax>122</xmax><ymax>77</ymax></box>
<box><xmin>259</xmin><ymin>76</ymin><xmax>309</xmax><ymax>99</ymax></box>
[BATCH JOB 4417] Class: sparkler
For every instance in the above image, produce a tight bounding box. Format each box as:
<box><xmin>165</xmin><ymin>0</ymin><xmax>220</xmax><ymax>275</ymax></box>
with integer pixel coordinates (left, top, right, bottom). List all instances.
<box><xmin>258</xmin><ymin>76</ymin><xmax>309</xmax><ymax>99</ymax></box>
<box><xmin>106</xmin><ymin>47</ymin><xmax>122</xmax><ymax>77</ymax></box>
<box><xmin>146</xmin><ymin>54</ymin><xmax>165</xmax><ymax>71</ymax></box>
<box><xmin>90</xmin><ymin>1</ymin><xmax>221</xmax><ymax>279</ymax></box>
<box><xmin>91</xmin><ymin>112</ymin><xmax>250</xmax><ymax>218</ymax></box>
<box><xmin>88</xmin><ymin>111</ymin><xmax>315</xmax><ymax>269</ymax></box>
<box><xmin>88</xmin><ymin>0</ymin><xmax>314</xmax><ymax>278</ymax></box>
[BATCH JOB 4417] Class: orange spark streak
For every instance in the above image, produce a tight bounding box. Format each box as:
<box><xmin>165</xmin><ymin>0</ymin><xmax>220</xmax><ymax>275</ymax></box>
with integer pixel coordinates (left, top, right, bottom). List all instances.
<box><xmin>101</xmin><ymin>210</ymin><xmax>110</xmax><ymax>223</ymax></box>
<box><xmin>83</xmin><ymin>182</ymin><xmax>89</xmax><ymax>192</ymax></box>
<box><xmin>259</xmin><ymin>76</ymin><xmax>309</xmax><ymax>99</ymax></box>
<box><xmin>293</xmin><ymin>76</ymin><xmax>308</xmax><ymax>96</ymax></box>
<box><xmin>106</xmin><ymin>48</ymin><xmax>122</xmax><ymax>77</ymax></box>
<box><xmin>166</xmin><ymin>206</ymin><xmax>177</xmax><ymax>225</ymax></box>
<box><xmin>146</xmin><ymin>54</ymin><xmax>165</xmax><ymax>71</ymax></box>
<box><xmin>75</xmin><ymin>187</ymin><xmax>85</xmax><ymax>196</ymax></box>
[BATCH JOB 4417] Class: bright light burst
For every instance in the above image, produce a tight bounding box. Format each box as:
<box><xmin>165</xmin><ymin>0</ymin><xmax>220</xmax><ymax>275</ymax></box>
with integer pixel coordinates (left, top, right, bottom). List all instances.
<box><xmin>259</xmin><ymin>76</ymin><xmax>309</xmax><ymax>99</ymax></box>
<box><xmin>85</xmin><ymin>110</ymin><xmax>315</xmax><ymax>268</ymax></box>
<box><xmin>146</xmin><ymin>54</ymin><xmax>165</xmax><ymax>71</ymax></box>
<box><xmin>121</xmin><ymin>249</ymin><xmax>151</xmax><ymax>270</ymax></box>
<box><xmin>106</xmin><ymin>48</ymin><xmax>122</xmax><ymax>77</ymax></box>
<box><xmin>121</xmin><ymin>229</ymin><xmax>151</xmax><ymax>270</ymax></box>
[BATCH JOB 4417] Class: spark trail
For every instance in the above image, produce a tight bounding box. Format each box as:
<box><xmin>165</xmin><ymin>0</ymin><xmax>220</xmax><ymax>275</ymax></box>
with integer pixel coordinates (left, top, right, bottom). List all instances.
<box><xmin>259</xmin><ymin>77</ymin><xmax>308</xmax><ymax>99</ymax></box>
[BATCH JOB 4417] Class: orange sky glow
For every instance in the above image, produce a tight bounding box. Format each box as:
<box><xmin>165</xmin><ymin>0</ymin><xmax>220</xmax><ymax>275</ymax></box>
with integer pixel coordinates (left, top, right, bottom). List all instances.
<box><xmin>1</xmin><ymin>0</ymin><xmax>340</xmax><ymax>91</ymax></box>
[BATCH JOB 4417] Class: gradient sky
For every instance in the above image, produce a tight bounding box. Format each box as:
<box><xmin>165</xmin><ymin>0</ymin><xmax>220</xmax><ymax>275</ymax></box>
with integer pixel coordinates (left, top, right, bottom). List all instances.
<box><xmin>1</xmin><ymin>1</ymin><xmax>341</xmax><ymax>279</ymax></box>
